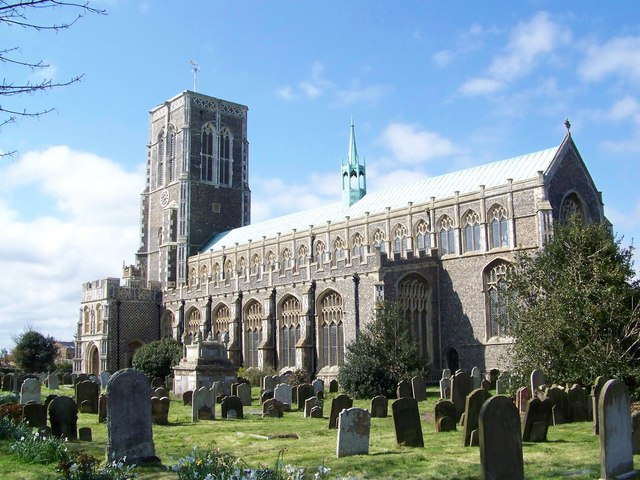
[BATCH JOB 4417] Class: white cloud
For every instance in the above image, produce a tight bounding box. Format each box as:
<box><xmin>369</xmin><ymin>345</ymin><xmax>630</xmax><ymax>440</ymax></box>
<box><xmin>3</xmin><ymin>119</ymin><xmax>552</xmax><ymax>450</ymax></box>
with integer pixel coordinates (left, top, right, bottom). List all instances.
<box><xmin>459</xmin><ymin>77</ymin><xmax>504</xmax><ymax>96</ymax></box>
<box><xmin>579</xmin><ymin>36</ymin><xmax>640</xmax><ymax>83</ymax></box>
<box><xmin>379</xmin><ymin>123</ymin><xmax>460</xmax><ymax>164</ymax></box>
<box><xmin>334</xmin><ymin>84</ymin><xmax>390</xmax><ymax>106</ymax></box>
<box><xmin>432</xmin><ymin>50</ymin><xmax>453</xmax><ymax>67</ymax></box>
<box><xmin>0</xmin><ymin>147</ymin><xmax>142</xmax><ymax>349</ymax></box>
<box><xmin>607</xmin><ymin>96</ymin><xmax>640</xmax><ymax>122</ymax></box>
<box><xmin>276</xmin><ymin>61</ymin><xmax>333</xmax><ymax>101</ymax></box>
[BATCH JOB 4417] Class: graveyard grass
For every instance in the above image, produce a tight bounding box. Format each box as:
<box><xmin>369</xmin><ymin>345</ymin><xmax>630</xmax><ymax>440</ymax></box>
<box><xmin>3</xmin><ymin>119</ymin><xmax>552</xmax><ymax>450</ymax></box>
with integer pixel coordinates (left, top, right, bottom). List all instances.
<box><xmin>0</xmin><ymin>386</ymin><xmax>627</xmax><ymax>479</ymax></box>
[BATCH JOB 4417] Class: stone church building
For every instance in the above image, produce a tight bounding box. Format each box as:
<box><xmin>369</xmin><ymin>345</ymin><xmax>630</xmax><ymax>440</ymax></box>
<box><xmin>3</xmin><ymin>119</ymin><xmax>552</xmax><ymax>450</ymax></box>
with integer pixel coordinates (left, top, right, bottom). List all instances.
<box><xmin>75</xmin><ymin>90</ymin><xmax>606</xmax><ymax>382</ymax></box>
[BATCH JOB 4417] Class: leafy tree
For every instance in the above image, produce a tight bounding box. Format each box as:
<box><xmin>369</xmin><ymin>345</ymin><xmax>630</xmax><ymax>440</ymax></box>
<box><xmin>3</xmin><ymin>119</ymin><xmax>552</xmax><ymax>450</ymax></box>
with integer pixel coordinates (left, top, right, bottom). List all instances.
<box><xmin>12</xmin><ymin>329</ymin><xmax>58</xmax><ymax>373</ymax></box>
<box><xmin>132</xmin><ymin>338</ymin><xmax>182</xmax><ymax>379</ymax></box>
<box><xmin>507</xmin><ymin>218</ymin><xmax>640</xmax><ymax>395</ymax></box>
<box><xmin>55</xmin><ymin>360</ymin><xmax>73</xmax><ymax>374</ymax></box>
<box><xmin>338</xmin><ymin>301</ymin><xmax>429</xmax><ymax>399</ymax></box>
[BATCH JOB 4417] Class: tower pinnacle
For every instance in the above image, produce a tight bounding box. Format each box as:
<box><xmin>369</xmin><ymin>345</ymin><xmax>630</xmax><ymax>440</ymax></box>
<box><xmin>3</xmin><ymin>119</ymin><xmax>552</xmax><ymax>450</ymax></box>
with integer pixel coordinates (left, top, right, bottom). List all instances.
<box><xmin>341</xmin><ymin>119</ymin><xmax>366</xmax><ymax>206</ymax></box>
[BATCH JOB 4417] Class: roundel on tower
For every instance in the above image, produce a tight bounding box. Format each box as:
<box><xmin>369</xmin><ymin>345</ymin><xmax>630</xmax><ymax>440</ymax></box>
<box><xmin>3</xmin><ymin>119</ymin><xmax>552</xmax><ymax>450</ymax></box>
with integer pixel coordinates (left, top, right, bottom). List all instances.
<box><xmin>160</xmin><ymin>189</ymin><xmax>170</xmax><ymax>207</ymax></box>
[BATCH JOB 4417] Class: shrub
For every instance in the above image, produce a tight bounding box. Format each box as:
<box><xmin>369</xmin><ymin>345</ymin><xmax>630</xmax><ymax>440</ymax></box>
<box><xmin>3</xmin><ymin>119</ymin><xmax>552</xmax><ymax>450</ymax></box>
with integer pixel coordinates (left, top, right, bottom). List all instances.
<box><xmin>131</xmin><ymin>338</ymin><xmax>182</xmax><ymax>379</ymax></box>
<box><xmin>56</xmin><ymin>361</ymin><xmax>73</xmax><ymax>375</ymax></box>
<box><xmin>0</xmin><ymin>392</ymin><xmax>19</xmax><ymax>405</ymax></box>
<box><xmin>12</xmin><ymin>329</ymin><xmax>58</xmax><ymax>373</ymax></box>
<box><xmin>239</xmin><ymin>365</ymin><xmax>277</xmax><ymax>387</ymax></box>
<box><xmin>59</xmin><ymin>452</ymin><xmax>137</xmax><ymax>480</ymax></box>
<box><xmin>283</xmin><ymin>369</ymin><xmax>310</xmax><ymax>387</ymax></box>
<box><xmin>0</xmin><ymin>417</ymin><xmax>30</xmax><ymax>441</ymax></box>
<box><xmin>10</xmin><ymin>430</ymin><xmax>69</xmax><ymax>464</ymax></box>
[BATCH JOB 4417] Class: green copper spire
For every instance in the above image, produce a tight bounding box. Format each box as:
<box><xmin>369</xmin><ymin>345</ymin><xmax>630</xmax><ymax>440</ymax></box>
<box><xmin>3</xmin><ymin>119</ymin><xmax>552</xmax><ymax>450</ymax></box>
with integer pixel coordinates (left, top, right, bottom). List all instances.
<box><xmin>342</xmin><ymin>119</ymin><xmax>366</xmax><ymax>206</ymax></box>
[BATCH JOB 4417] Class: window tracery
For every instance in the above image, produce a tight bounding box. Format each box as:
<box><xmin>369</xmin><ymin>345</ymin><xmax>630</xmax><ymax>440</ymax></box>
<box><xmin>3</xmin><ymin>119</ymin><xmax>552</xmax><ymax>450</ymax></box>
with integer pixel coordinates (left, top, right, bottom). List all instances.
<box><xmin>279</xmin><ymin>296</ymin><xmax>301</xmax><ymax>368</ymax></box>
<box><xmin>415</xmin><ymin>220</ymin><xmax>431</xmax><ymax>251</ymax></box>
<box><xmin>463</xmin><ymin>211</ymin><xmax>481</xmax><ymax>252</ymax></box>
<box><xmin>352</xmin><ymin>233</ymin><xmax>365</xmax><ymax>257</ymax></box>
<box><xmin>318</xmin><ymin>291</ymin><xmax>344</xmax><ymax>368</ymax></box>
<box><xmin>489</xmin><ymin>205</ymin><xmax>509</xmax><ymax>249</ymax></box>
<box><xmin>213</xmin><ymin>305</ymin><xmax>230</xmax><ymax>343</ymax></box>
<box><xmin>218</xmin><ymin>128</ymin><xmax>233</xmax><ymax>186</ymax></box>
<box><xmin>439</xmin><ymin>216</ymin><xmax>455</xmax><ymax>255</ymax></box>
<box><xmin>186</xmin><ymin>308</ymin><xmax>202</xmax><ymax>335</ymax></box>
<box><xmin>245</xmin><ymin>300</ymin><xmax>263</xmax><ymax>368</ymax></box>
<box><xmin>560</xmin><ymin>193</ymin><xmax>586</xmax><ymax>224</ymax></box>
<box><xmin>398</xmin><ymin>274</ymin><xmax>430</xmax><ymax>359</ymax></box>
<box><xmin>372</xmin><ymin>229</ymin><xmax>386</xmax><ymax>253</ymax></box>
<box><xmin>201</xmin><ymin>123</ymin><xmax>215</xmax><ymax>182</ymax></box>
<box><xmin>393</xmin><ymin>225</ymin><xmax>408</xmax><ymax>254</ymax></box>
<box><xmin>485</xmin><ymin>262</ymin><xmax>513</xmax><ymax>338</ymax></box>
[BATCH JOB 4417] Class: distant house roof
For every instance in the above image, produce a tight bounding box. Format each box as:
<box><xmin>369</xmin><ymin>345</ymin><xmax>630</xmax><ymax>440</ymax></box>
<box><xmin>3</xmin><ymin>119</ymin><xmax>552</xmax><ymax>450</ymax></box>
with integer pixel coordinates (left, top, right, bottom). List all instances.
<box><xmin>56</xmin><ymin>341</ymin><xmax>75</xmax><ymax>349</ymax></box>
<box><xmin>201</xmin><ymin>144</ymin><xmax>560</xmax><ymax>253</ymax></box>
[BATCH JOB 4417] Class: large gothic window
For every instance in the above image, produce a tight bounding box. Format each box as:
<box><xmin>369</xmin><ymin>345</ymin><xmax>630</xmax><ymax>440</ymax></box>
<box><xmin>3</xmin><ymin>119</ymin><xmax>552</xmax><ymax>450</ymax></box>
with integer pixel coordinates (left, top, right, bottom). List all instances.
<box><xmin>439</xmin><ymin>216</ymin><xmax>455</xmax><ymax>255</ymax></box>
<box><xmin>245</xmin><ymin>300</ymin><xmax>263</xmax><ymax>368</ymax></box>
<box><xmin>297</xmin><ymin>245</ymin><xmax>307</xmax><ymax>270</ymax></box>
<box><xmin>333</xmin><ymin>237</ymin><xmax>345</xmax><ymax>264</ymax></box>
<box><xmin>398</xmin><ymin>274</ymin><xmax>431</xmax><ymax>359</ymax></box>
<box><xmin>463</xmin><ymin>210</ymin><xmax>481</xmax><ymax>252</ymax></box>
<box><xmin>213</xmin><ymin>304</ymin><xmax>230</xmax><ymax>343</ymax></box>
<box><xmin>218</xmin><ymin>128</ymin><xmax>233</xmax><ymax>186</ymax></box>
<box><xmin>352</xmin><ymin>233</ymin><xmax>365</xmax><ymax>258</ymax></box>
<box><xmin>393</xmin><ymin>225</ymin><xmax>408</xmax><ymax>254</ymax></box>
<box><xmin>372</xmin><ymin>229</ymin><xmax>386</xmax><ymax>253</ymax></box>
<box><xmin>415</xmin><ymin>220</ymin><xmax>431</xmax><ymax>251</ymax></box>
<box><xmin>485</xmin><ymin>261</ymin><xmax>513</xmax><ymax>338</ymax></box>
<box><xmin>201</xmin><ymin>123</ymin><xmax>215</xmax><ymax>182</ymax></box>
<box><xmin>315</xmin><ymin>240</ymin><xmax>326</xmax><ymax>263</ymax></box>
<box><xmin>162</xmin><ymin>311</ymin><xmax>174</xmax><ymax>339</ymax></box>
<box><xmin>560</xmin><ymin>193</ymin><xmax>586</xmax><ymax>224</ymax></box>
<box><xmin>186</xmin><ymin>308</ymin><xmax>202</xmax><ymax>336</ymax></box>
<box><xmin>279</xmin><ymin>296</ymin><xmax>301</xmax><ymax>368</ymax></box>
<box><xmin>318</xmin><ymin>291</ymin><xmax>344</xmax><ymax>368</ymax></box>
<box><xmin>489</xmin><ymin>205</ymin><xmax>509</xmax><ymax>249</ymax></box>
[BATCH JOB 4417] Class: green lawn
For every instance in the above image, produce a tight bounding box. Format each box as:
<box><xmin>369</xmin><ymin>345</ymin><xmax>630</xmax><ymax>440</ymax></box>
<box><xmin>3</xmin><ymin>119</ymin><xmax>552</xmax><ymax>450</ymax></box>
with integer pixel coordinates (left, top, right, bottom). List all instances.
<box><xmin>0</xmin><ymin>385</ymin><xmax>626</xmax><ymax>479</ymax></box>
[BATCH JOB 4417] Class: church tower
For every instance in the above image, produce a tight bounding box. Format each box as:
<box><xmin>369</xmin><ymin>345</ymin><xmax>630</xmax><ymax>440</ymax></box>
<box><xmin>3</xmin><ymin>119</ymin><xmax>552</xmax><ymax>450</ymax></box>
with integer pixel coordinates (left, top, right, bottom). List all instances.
<box><xmin>137</xmin><ymin>91</ymin><xmax>251</xmax><ymax>289</ymax></box>
<box><xmin>341</xmin><ymin>120</ymin><xmax>366</xmax><ymax>206</ymax></box>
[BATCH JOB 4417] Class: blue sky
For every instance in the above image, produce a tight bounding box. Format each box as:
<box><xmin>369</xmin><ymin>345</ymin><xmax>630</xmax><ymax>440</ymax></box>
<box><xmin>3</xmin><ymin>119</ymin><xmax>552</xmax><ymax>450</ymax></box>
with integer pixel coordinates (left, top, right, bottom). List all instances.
<box><xmin>1</xmin><ymin>0</ymin><xmax>640</xmax><ymax>349</ymax></box>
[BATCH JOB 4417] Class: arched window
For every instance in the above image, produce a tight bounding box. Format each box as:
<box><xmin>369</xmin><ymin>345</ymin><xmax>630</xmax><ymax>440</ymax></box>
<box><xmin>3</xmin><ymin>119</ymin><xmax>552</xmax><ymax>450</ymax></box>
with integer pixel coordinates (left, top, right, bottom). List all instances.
<box><xmin>213</xmin><ymin>304</ymin><xmax>230</xmax><ymax>343</ymax></box>
<box><xmin>218</xmin><ymin>128</ymin><xmax>233</xmax><ymax>186</ymax></box>
<box><xmin>333</xmin><ymin>237</ymin><xmax>345</xmax><ymax>263</ymax></box>
<box><xmin>186</xmin><ymin>308</ymin><xmax>202</xmax><ymax>336</ymax></box>
<box><xmin>372</xmin><ymin>229</ymin><xmax>386</xmax><ymax>253</ymax></box>
<box><xmin>393</xmin><ymin>225</ymin><xmax>408</xmax><ymax>254</ymax></box>
<box><xmin>189</xmin><ymin>267</ymin><xmax>197</xmax><ymax>286</ymax></box>
<box><xmin>279</xmin><ymin>296</ymin><xmax>301</xmax><ymax>368</ymax></box>
<box><xmin>439</xmin><ymin>216</ymin><xmax>455</xmax><ymax>255</ymax></box>
<box><xmin>251</xmin><ymin>254</ymin><xmax>261</xmax><ymax>276</ymax></box>
<box><xmin>245</xmin><ymin>300</ymin><xmax>263</xmax><ymax>368</ymax></box>
<box><xmin>398</xmin><ymin>274</ymin><xmax>431</xmax><ymax>359</ymax></box>
<box><xmin>201</xmin><ymin>123</ymin><xmax>215</xmax><ymax>182</ymax></box>
<box><xmin>318</xmin><ymin>291</ymin><xmax>344</xmax><ymax>368</ymax></box>
<box><xmin>489</xmin><ymin>205</ymin><xmax>509</xmax><ymax>249</ymax></box>
<box><xmin>485</xmin><ymin>261</ymin><xmax>514</xmax><ymax>338</ymax></box>
<box><xmin>297</xmin><ymin>245</ymin><xmax>308</xmax><ymax>269</ymax></box>
<box><xmin>162</xmin><ymin>311</ymin><xmax>174</xmax><ymax>339</ymax></box>
<box><xmin>224</xmin><ymin>259</ymin><xmax>233</xmax><ymax>280</ymax></box>
<box><xmin>96</xmin><ymin>304</ymin><xmax>103</xmax><ymax>333</ymax></box>
<box><xmin>560</xmin><ymin>193</ymin><xmax>586</xmax><ymax>224</ymax></box>
<box><xmin>281</xmin><ymin>248</ymin><xmax>292</xmax><ymax>273</ymax></box>
<box><xmin>213</xmin><ymin>263</ymin><xmax>221</xmax><ymax>283</ymax></box>
<box><xmin>83</xmin><ymin>307</ymin><xmax>90</xmax><ymax>334</ymax></box>
<box><xmin>267</xmin><ymin>251</ymin><xmax>276</xmax><ymax>271</ymax></box>
<box><xmin>167</xmin><ymin>125</ymin><xmax>176</xmax><ymax>183</ymax></box>
<box><xmin>352</xmin><ymin>233</ymin><xmax>365</xmax><ymax>257</ymax></box>
<box><xmin>315</xmin><ymin>241</ymin><xmax>326</xmax><ymax>263</ymax></box>
<box><xmin>463</xmin><ymin>210</ymin><xmax>481</xmax><ymax>252</ymax></box>
<box><xmin>415</xmin><ymin>220</ymin><xmax>431</xmax><ymax>251</ymax></box>
<box><xmin>156</xmin><ymin>130</ymin><xmax>164</xmax><ymax>188</ymax></box>
<box><xmin>199</xmin><ymin>265</ymin><xmax>209</xmax><ymax>285</ymax></box>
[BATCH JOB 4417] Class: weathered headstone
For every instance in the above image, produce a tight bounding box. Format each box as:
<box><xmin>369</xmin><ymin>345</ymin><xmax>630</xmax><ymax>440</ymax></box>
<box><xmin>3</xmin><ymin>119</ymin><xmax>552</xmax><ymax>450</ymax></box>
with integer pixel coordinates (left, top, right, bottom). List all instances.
<box><xmin>154</xmin><ymin>387</ymin><xmax>169</xmax><ymax>399</ymax></box>
<box><xmin>183</xmin><ymin>390</ymin><xmax>193</xmax><ymax>406</ymax></box>
<box><xmin>598</xmin><ymin>379</ymin><xmax>637</xmax><ymax>479</ymax></box>
<box><xmin>496</xmin><ymin>371</ymin><xmax>510</xmax><ymax>395</ymax></box>
<box><xmin>592</xmin><ymin>376</ymin><xmax>607</xmax><ymax>435</ymax></box>
<box><xmin>471</xmin><ymin>367</ymin><xmax>481</xmax><ymax>390</ymax></box>
<box><xmin>99</xmin><ymin>371</ymin><xmax>111</xmax><ymax>388</ymax></box>
<box><xmin>23</xmin><ymin>402</ymin><xmax>47</xmax><ymax>428</ymax></box>
<box><xmin>310</xmin><ymin>406</ymin><xmax>323</xmax><ymax>418</ymax></box>
<box><xmin>98</xmin><ymin>394</ymin><xmax>107</xmax><ymax>423</ymax></box>
<box><xmin>391</xmin><ymin>397</ymin><xmax>423</xmax><ymax>447</ymax></box>
<box><xmin>260</xmin><ymin>390</ymin><xmax>274</xmax><ymax>404</ymax></box>
<box><xmin>20</xmin><ymin>378</ymin><xmax>41</xmax><ymax>405</ymax></box>
<box><xmin>151</xmin><ymin>396</ymin><xmax>170</xmax><ymax>425</ymax></box>
<box><xmin>370</xmin><ymin>395</ymin><xmax>388</xmax><ymax>418</ymax></box>
<box><xmin>237</xmin><ymin>383</ymin><xmax>252</xmax><ymax>406</ymax></box>
<box><xmin>521</xmin><ymin>397</ymin><xmax>552</xmax><ymax>442</ymax></box>
<box><xmin>329</xmin><ymin>394</ymin><xmax>353</xmax><ymax>429</ymax></box>
<box><xmin>297</xmin><ymin>383</ymin><xmax>314</xmax><ymax>410</ymax></box>
<box><xmin>274</xmin><ymin>383</ymin><xmax>293</xmax><ymax>409</ymax></box>
<box><xmin>397</xmin><ymin>380</ymin><xmax>412</xmax><ymax>399</ymax></box>
<box><xmin>434</xmin><ymin>399</ymin><xmax>457</xmax><ymax>432</ymax></box>
<box><xmin>76</xmin><ymin>380</ymin><xmax>99</xmax><ymax>414</ymax></box>
<box><xmin>79</xmin><ymin>427</ymin><xmax>92</xmax><ymax>442</ymax></box>
<box><xmin>329</xmin><ymin>379</ymin><xmax>339</xmax><ymax>393</ymax></box>
<box><xmin>221</xmin><ymin>395</ymin><xmax>244</xmax><ymax>419</ymax></box>
<box><xmin>567</xmin><ymin>384</ymin><xmax>588</xmax><ymax>422</ymax></box>
<box><xmin>515</xmin><ymin>387</ymin><xmax>532</xmax><ymax>416</ymax></box>
<box><xmin>440</xmin><ymin>369</ymin><xmax>452</xmax><ymax>399</ymax></box>
<box><xmin>479</xmin><ymin>395</ymin><xmax>524</xmax><ymax>480</ymax></box>
<box><xmin>336</xmin><ymin>408</ymin><xmax>370</xmax><ymax>457</ymax></box>
<box><xmin>263</xmin><ymin>376</ymin><xmax>277</xmax><ymax>393</ymax></box>
<box><xmin>312</xmin><ymin>379</ymin><xmax>324</xmax><ymax>395</ymax></box>
<box><xmin>263</xmin><ymin>398</ymin><xmax>285</xmax><ymax>418</ymax></box>
<box><xmin>304</xmin><ymin>396</ymin><xmax>323</xmax><ymax>418</ymax></box>
<box><xmin>530</xmin><ymin>369</ymin><xmax>545</xmax><ymax>397</ymax></box>
<box><xmin>47</xmin><ymin>373</ymin><xmax>59</xmax><ymax>390</ymax></box>
<box><xmin>463</xmin><ymin>388</ymin><xmax>492</xmax><ymax>446</ymax></box>
<box><xmin>411</xmin><ymin>376</ymin><xmax>427</xmax><ymax>402</ymax></box>
<box><xmin>48</xmin><ymin>396</ymin><xmax>77</xmax><ymax>440</ymax></box>
<box><xmin>106</xmin><ymin>369</ymin><xmax>159</xmax><ymax>464</ymax></box>
<box><xmin>192</xmin><ymin>386</ymin><xmax>216</xmax><ymax>421</ymax></box>
<box><xmin>451</xmin><ymin>370</ymin><xmax>473</xmax><ymax>423</ymax></box>
<box><xmin>632</xmin><ymin>411</ymin><xmax>640</xmax><ymax>455</ymax></box>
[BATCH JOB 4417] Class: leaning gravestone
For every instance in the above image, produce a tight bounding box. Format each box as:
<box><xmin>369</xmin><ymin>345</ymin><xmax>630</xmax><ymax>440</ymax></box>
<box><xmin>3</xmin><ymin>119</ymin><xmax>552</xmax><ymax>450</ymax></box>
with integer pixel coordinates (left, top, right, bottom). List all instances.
<box><xmin>304</xmin><ymin>396</ymin><xmax>323</xmax><ymax>418</ymax></box>
<box><xmin>411</xmin><ymin>376</ymin><xmax>427</xmax><ymax>402</ymax></box>
<box><xmin>76</xmin><ymin>380</ymin><xmax>99</xmax><ymax>414</ymax></box>
<box><xmin>106</xmin><ymin>369</ymin><xmax>159</xmax><ymax>464</ymax></box>
<box><xmin>392</xmin><ymin>397</ymin><xmax>423</xmax><ymax>447</ymax></box>
<box><xmin>20</xmin><ymin>378</ymin><xmax>41</xmax><ymax>405</ymax></box>
<box><xmin>434</xmin><ymin>399</ymin><xmax>457</xmax><ymax>432</ymax></box>
<box><xmin>451</xmin><ymin>370</ymin><xmax>473</xmax><ymax>423</ymax></box>
<box><xmin>297</xmin><ymin>383</ymin><xmax>315</xmax><ymax>410</ymax></box>
<box><xmin>471</xmin><ymin>367</ymin><xmax>481</xmax><ymax>389</ymax></box>
<box><xmin>463</xmin><ymin>388</ymin><xmax>492</xmax><ymax>446</ymax></box>
<box><xmin>530</xmin><ymin>369</ymin><xmax>545</xmax><ymax>397</ymax></box>
<box><xmin>329</xmin><ymin>394</ymin><xmax>353</xmax><ymax>429</ymax></box>
<box><xmin>47</xmin><ymin>373</ymin><xmax>59</xmax><ymax>390</ymax></box>
<box><xmin>370</xmin><ymin>396</ymin><xmax>388</xmax><ymax>418</ymax></box>
<box><xmin>48</xmin><ymin>396</ymin><xmax>77</xmax><ymax>440</ymax></box>
<box><xmin>397</xmin><ymin>380</ymin><xmax>412</xmax><ymax>399</ymax></box>
<box><xmin>23</xmin><ymin>402</ymin><xmax>47</xmax><ymax>428</ymax></box>
<box><xmin>521</xmin><ymin>397</ymin><xmax>552</xmax><ymax>442</ymax></box>
<box><xmin>221</xmin><ymin>395</ymin><xmax>244</xmax><ymax>419</ymax></box>
<box><xmin>479</xmin><ymin>395</ymin><xmax>524</xmax><ymax>480</ymax></box>
<box><xmin>336</xmin><ymin>408</ymin><xmax>370</xmax><ymax>458</ymax></box>
<box><xmin>598</xmin><ymin>379</ymin><xmax>637</xmax><ymax>479</ymax></box>
<box><xmin>262</xmin><ymin>398</ymin><xmax>285</xmax><ymax>418</ymax></box>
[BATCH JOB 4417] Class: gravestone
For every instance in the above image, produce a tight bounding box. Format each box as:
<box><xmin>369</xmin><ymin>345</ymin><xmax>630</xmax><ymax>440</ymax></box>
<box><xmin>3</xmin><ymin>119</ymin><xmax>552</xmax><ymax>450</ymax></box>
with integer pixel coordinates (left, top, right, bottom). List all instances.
<box><xmin>521</xmin><ymin>397</ymin><xmax>552</xmax><ymax>442</ymax></box>
<box><xmin>192</xmin><ymin>386</ymin><xmax>216</xmax><ymax>421</ymax></box>
<box><xmin>329</xmin><ymin>379</ymin><xmax>339</xmax><ymax>393</ymax></box>
<box><xmin>329</xmin><ymin>394</ymin><xmax>353</xmax><ymax>429</ymax></box>
<box><xmin>598</xmin><ymin>379</ymin><xmax>637</xmax><ymax>479</ymax></box>
<box><xmin>62</xmin><ymin>373</ymin><xmax>72</xmax><ymax>385</ymax></box>
<box><xmin>260</xmin><ymin>390</ymin><xmax>274</xmax><ymax>404</ymax></box>
<box><xmin>336</xmin><ymin>408</ymin><xmax>370</xmax><ymax>457</ymax></box>
<box><xmin>47</xmin><ymin>373</ymin><xmax>59</xmax><ymax>390</ymax></box>
<box><xmin>312</xmin><ymin>379</ymin><xmax>324</xmax><ymax>395</ymax></box>
<box><xmin>487</xmin><ymin>369</ymin><xmax>500</xmax><ymax>388</ymax></box>
<box><xmin>451</xmin><ymin>370</ymin><xmax>473</xmax><ymax>423</ymax></box>
<box><xmin>397</xmin><ymin>380</ymin><xmax>412</xmax><ymax>399</ymax></box>
<box><xmin>310</xmin><ymin>406</ymin><xmax>323</xmax><ymax>418</ymax></box>
<box><xmin>440</xmin><ymin>369</ymin><xmax>452</xmax><ymax>399</ymax></box>
<box><xmin>48</xmin><ymin>396</ymin><xmax>77</xmax><ymax>440</ymax></box>
<box><xmin>154</xmin><ymin>387</ymin><xmax>170</xmax><ymax>399</ymax></box>
<box><xmin>530</xmin><ymin>369</ymin><xmax>545</xmax><ymax>397</ymax></box>
<box><xmin>274</xmin><ymin>383</ymin><xmax>293</xmax><ymax>409</ymax></box>
<box><xmin>411</xmin><ymin>376</ymin><xmax>427</xmax><ymax>402</ymax></box>
<box><xmin>516</xmin><ymin>387</ymin><xmax>532</xmax><ymax>416</ymax></box>
<box><xmin>297</xmin><ymin>383</ymin><xmax>314</xmax><ymax>410</ymax></box>
<box><xmin>592</xmin><ymin>376</ymin><xmax>607</xmax><ymax>435</ymax></box>
<box><xmin>481</xmin><ymin>379</ymin><xmax>491</xmax><ymax>391</ymax></box>
<box><xmin>262</xmin><ymin>398</ymin><xmax>285</xmax><ymax>418</ymax></box>
<box><xmin>567</xmin><ymin>384</ymin><xmax>588</xmax><ymax>422</ymax></box>
<box><xmin>151</xmin><ymin>377</ymin><xmax>165</xmax><ymax>388</ymax></box>
<box><xmin>165</xmin><ymin>375</ymin><xmax>174</xmax><ymax>391</ymax></box>
<box><xmin>471</xmin><ymin>367</ymin><xmax>481</xmax><ymax>389</ymax></box>
<box><xmin>237</xmin><ymin>383</ymin><xmax>252</xmax><ymax>406</ymax></box>
<box><xmin>76</xmin><ymin>380</ymin><xmax>99</xmax><ymax>414</ymax></box>
<box><xmin>304</xmin><ymin>396</ymin><xmax>323</xmax><ymax>418</ymax></box>
<box><xmin>463</xmin><ymin>388</ymin><xmax>492</xmax><ymax>447</ymax></box>
<box><xmin>1</xmin><ymin>373</ymin><xmax>11</xmax><ymax>391</ymax></box>
<box><xmin>391</xmin><ymin>397</ymin><xmax>423</xmax><ymax>447</ymax></box>
<box><xmin>23</xmin><ymin>402</ymin><xmax>47</xmax><ymax>428</ymax></box>
<box><xmin>98</xmin><ymin>394</ymin><xmax>107</xmax><ymax>423</ymax></box>
<box><xmin>545</xmin><ymin>386</ymin><xmax>568</xmax><ymax>425</ymax></box>
<box><xmin>44</xmin><ymin>394</ymin><xmax>58</xmax><ymax>411</ymax></box>
<box><xmin>221</xmin><ymin>395</ymin><xmax>244</xmax><ymax>419</ymax></box>
<box><xmin>479</xmin><ymin>395</ymin><xmax>524</xmax><ymax>480</ymax></box>
<box><xmin>370</xmin><ymin>396</ymin><xmax>388</xmax><ymax>418</ymax></box>
<box><xmin>74</xmin><ymin>374</ymin><xmax>88</xmax><ymax>385</ymax></box>
<box><xmin>632</xmin><ymin>411</ymin><xmax>640</xmax><ymax>454</ymax></box>
<box><xmin>263</xmin><ymin>376</ymin><xmax>277</xmax><ymax>393</ymax></box>
<box><xmin>183</xmin><ymin>390</ymin><xmax>193</xmax><ymax>406</ymax></box>
<box><xmin>151</xmin><ymin>396</ymin><xmax>170</xmax><ymax>425</ymax></box>
<box><xmin>99</xmin><ymin>371</ymin><xmax>110</xmax><ymax>389</ymax></box>
<box><xmin>106</xmin><ymin>369</ymin><xmax>159</xmax><ymax>464</ymax></box>
<box><xmin>495</xmin><ymin>371</ymin><xmax>509</xmax><ymax>395</ymax></box>
<box><xmin>20</xmin><ymin>378</ymin><xmax>41</xmax><ymax>405</ymax></box>
<box><xmin>434</xmin><ymin>399</ymin><xmax>457</xmax><ymax>432</ymax></box>
<box><xmin>79</xmin><ymin>427</ymin><xmax>92</xmax><ymax>442</ymax></box>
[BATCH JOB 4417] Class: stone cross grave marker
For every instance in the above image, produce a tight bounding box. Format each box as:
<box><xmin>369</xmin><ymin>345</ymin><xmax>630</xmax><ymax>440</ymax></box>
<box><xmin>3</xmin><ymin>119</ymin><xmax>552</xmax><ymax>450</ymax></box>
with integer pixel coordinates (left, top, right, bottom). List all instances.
<box><xmin>391</xmin><ymin>397</ymin><xmax>423</xmax><ymax>447</ymax></box>
<box><xmin>336</xmin><ymin>407</ymin><xmax>370</xmax><ymax>458</ymax></box>
<box><xmin>329</xmin><ymin>394</ymin><xmax>353</xmax><ymax>429</ymax></box>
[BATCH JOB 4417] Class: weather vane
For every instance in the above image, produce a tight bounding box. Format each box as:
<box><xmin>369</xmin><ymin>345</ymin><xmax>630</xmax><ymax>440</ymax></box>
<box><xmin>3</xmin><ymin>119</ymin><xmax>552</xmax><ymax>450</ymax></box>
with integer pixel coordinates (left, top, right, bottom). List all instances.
<box><xmin>564</xmin><ymin>118</ymin><xmax>571</xmax><ymax>133</ymax></box>
<box><xmin>190</xmin><ymin>60</ymin><xmax>200</xmax><ymax>92</ymax></box>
